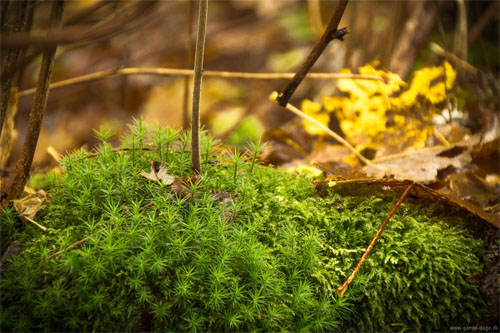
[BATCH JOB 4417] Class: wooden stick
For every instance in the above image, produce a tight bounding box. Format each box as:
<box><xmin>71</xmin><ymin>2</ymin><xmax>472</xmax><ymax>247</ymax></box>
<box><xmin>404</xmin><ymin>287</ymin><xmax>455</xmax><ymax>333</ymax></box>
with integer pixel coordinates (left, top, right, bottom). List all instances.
<box><xmin>277</xmin><ymin>0</ymin><xmax>349</xmax><ymax>106</ymax></box>
<box><xmin>0</xmin><ymin>0</ymin><xmax>28</xmax><ymax>138</ymax></box>
<box><xmin>8</xmin><ymin>0</ymin><xmax>64</xmax><ymax>201</ymax></box>
<box><xmin>191</xmin><ymin>0</ymin><xmax>208</xmax><ymax>173</ymax></box>
<box><xmin>336</xmin><ymin>182</ymin><xmax>414</xmax><ymax>297</ymax></box>
<box><xmin>429</xmin><ymin>42</ymin><xmax>477</xmax><ymax>75</ymax></box>
<box><xmin>18</xmin><ymin>68</ymin><xmax>383</xmax><ymax>97</ymax></box>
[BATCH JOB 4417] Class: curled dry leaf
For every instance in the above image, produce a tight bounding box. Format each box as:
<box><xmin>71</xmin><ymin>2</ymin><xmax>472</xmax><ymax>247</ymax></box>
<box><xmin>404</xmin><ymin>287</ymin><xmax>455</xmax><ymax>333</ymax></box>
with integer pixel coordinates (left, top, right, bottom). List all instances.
<box><xmin>13</xmin><ymin>190</ymin><xmax>50</xmax><ymax>231</ymax></box>
<box><xmin>13</xmin><ymin>190</ymin><xmax>49</xmax><ymax>220</ymax></box>
<box><xmin>140</xmin><ymin>161</ymin><xmax>176</xmax><ymax>185</ymax></box>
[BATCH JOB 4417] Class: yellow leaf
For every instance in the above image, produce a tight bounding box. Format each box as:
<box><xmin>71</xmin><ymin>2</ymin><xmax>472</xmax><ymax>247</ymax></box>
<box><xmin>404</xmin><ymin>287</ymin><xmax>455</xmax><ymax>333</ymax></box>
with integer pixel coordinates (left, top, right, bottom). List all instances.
<box><xmin>301</xmin><ymin>99</ymin><xmax>329</xmax><ymax>135</ymax></box>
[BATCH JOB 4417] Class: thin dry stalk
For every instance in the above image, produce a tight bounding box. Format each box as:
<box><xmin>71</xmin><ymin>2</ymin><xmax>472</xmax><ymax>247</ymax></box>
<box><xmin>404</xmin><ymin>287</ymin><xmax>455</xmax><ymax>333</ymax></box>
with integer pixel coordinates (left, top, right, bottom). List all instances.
<box><xmin>270</xmin><ymin>92</ymin><xmax>380</xmax><ymax>169</ymax></box>
<box><xmin>336</xmin><ymin>182</ymin><xmax>415</xmax><ymax>297</ymax></box>
<box><xmin>8</xmin><ymin>0</ymin><xmax>65</xmax><ymax>201</ymax></box>
<box><xmin>18</xmin><ymin>68</ymin><xmax>383</xmax><ymax>97</ymax></box>
<box><xmin>429</xmin><ymin>42</ymin><xmax>477</xmax><ymax>75</ymax></box>
<box><xmin>191</xmin><ymin>0</ymin><xmax>208</xmax><ymax>173</ymax></box>
<box><xmin>453</xmin><ymin>0</ymin><xmax>468</xmax><ymax>60</ymax></box>
<box><xmin>24</xmin><ymin>216</ymin><xmax>47</xmax><ymax>232</ymax></box>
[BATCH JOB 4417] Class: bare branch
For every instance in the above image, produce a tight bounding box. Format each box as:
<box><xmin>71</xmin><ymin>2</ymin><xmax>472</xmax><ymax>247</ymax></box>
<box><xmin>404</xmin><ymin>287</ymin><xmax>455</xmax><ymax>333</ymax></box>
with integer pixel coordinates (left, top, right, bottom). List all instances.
<box><xmin>276</xmin><ymin>0</ymin><xmax>349</xmax><ymax>106</ymax></box>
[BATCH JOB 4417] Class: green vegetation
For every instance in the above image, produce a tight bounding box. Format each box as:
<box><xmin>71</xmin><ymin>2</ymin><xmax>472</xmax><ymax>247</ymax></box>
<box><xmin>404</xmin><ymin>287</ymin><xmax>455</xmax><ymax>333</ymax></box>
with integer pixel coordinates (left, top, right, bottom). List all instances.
<box><xmin>0</xmin><ymin>121</ymin><xmax>486</xmax><ymax>331</ymax></box>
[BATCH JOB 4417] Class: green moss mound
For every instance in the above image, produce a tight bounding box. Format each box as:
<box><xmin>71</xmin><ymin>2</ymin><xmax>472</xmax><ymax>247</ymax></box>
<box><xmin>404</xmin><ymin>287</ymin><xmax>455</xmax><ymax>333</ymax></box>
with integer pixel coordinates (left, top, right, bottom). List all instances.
<box><xmin>1</xmin><ymin>122</ymin><xmax>486</xmax><ymax>331</ymax></box>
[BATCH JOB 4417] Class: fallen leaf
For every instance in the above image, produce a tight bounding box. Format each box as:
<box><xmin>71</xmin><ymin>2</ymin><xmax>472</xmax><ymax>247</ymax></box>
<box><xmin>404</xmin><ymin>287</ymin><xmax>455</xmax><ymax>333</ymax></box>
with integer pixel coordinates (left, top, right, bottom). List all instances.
<box><xmin>13</xmin><ymin>190</ymin><xmax>49</xmax><ymax>231</ymax></box>
<box><xmin>140</xmin><ymin>161</ymin><xmax>176</xmax><ymax>185</ymax></box>
<box><xmin>448</xmin><ymin>170</ymin><xmax>499</xmax><ymax>208</ymax></box>
<box><xmin>171</xmin><ymin>174</ymin><xmax>202</xmax><ymax>199</ymax></box>
<box><xmin>364</xmin><ymin>144</ymin><xmax>473</xmax><ymax>183</ymax></box>
<box><xmin>13</xmin><ymin>190</ymin><xmax>49</xmax><ymax>220</ymax></box>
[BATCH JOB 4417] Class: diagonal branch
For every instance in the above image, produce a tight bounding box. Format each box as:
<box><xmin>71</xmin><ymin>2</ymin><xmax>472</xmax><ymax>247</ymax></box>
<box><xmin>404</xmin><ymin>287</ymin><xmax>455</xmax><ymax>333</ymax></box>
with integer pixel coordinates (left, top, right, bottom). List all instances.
<box><xmin>336</xmin><ymin>182</ymin><xmax>415</xmax><ymax>297</ymax></box>
<box><xmin>276</xmin><ymin>0</ymin><xmax>349</xmax><ymax>106</ymax></box>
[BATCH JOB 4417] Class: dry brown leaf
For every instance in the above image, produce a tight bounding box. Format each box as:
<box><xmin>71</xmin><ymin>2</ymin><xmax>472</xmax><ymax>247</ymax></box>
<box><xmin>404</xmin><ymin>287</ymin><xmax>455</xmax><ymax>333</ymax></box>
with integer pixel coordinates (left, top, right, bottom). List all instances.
<box><xmin>140</xmin><ymin>161</ymin><xmax>176</xmax><ymax>185</ymax></box>
<box><xmin>448</xmin><ymin>170</ymin><xmax>499</xmax><ymax>208</ymax></box>
<box><xmin>13</xmin><ymin>190</ymin><xmax>49</xmax><ymax>220</ymax></box>
<box><xmin>171</xmin><ymin>174</ymin><xmax>202</xmax><ymax>199</ymax></box>
<box><xmin>365</xmin><ymin>144</ymin><xmax>473</xmax><ymax>183</ymax></box>
<box><xmin>13</xmin><ymin>190</ymin><xmax>50</xmax><ymax>231</ymax></box>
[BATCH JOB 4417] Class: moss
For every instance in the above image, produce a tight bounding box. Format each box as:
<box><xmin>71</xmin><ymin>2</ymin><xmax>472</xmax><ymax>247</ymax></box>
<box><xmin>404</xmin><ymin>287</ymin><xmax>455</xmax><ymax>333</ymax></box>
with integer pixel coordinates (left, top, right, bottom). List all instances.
<box><xmin>0</xmin><ymin>121</ymin><xmax>486</xmax><ymax>331</ymax></box>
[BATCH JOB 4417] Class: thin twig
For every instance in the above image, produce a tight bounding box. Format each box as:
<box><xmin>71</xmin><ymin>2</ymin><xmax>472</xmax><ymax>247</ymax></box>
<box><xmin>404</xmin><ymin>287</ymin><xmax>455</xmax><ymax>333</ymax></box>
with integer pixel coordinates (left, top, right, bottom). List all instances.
<box><xmin>276</xmin><ymin>0</ymin><xmax>349</xmax><ymax>106</ymax></box>
<box><xmin>336</xmin><ymin>182</ymin><xmax>415</xmax><ymax>298</ymax></box>
<box><xmin>47</xmin><ymin>228</ymin><xmax>105</xmax><ymax>261</ymax></box>
<box><xmin>429</xmin><ymin>42</ymin><xmax>477</xmax><ymax>75</ymax></box>
<box><xmin>270</xmin><ymin>92</ymin><xmax>381</xmax><ymax>169</ymax></box>
<box><xmin>18</xmin><ymin>68</ymin><xmax>383</xmax><ymax>97</ymax></box>
<box><xmin>8</xmin><ymin>0</ymin><xmax>65</xmax><ymax>201</ymax></box>
<box><xmin>24</xmin><ymin>216</ymin><xmax>47</xmax><ymax>232</ymax></box>
<box><xmin>191</xmin><ymin>0</ymin><xmax>208</xmax><ymax>173</ymax></box>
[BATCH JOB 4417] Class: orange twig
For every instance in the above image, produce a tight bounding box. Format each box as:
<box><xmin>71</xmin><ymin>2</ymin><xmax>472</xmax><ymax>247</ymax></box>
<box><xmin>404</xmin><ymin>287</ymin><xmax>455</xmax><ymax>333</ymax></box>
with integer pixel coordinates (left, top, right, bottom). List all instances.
<box><xmin>336</xmin><ymin>182</ymin><xmax>414</xmax><ymax>297</ymax></box>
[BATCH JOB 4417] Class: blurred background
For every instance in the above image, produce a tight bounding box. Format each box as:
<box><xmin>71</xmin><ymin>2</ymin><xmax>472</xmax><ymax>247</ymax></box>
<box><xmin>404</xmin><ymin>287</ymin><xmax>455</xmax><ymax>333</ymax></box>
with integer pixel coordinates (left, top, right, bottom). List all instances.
<box><xmin>1</xmin><ymin>0</ymin><xmax>499</xmax><ymax>172</ymax></box>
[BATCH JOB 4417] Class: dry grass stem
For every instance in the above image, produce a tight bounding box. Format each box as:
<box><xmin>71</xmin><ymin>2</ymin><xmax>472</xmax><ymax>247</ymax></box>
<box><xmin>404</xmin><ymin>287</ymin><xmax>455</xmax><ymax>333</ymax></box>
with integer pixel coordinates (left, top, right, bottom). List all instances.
<box><xmin>18</xmin><ymin>68</ymin><xmax>383</xmax><ymax>97</ymax></box>
<box><xmin>270</xmin><ymin>92</ymin><xmax>381</xmax><ymax>169</ymax></box>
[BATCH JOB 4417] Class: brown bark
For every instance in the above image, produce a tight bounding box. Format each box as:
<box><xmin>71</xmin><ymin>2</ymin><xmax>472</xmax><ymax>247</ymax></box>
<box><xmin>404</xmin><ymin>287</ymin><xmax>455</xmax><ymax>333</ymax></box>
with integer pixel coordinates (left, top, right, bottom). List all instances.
<box><xmin>191</xmin><ymin>0</ymin><xmax>208</xmax><ymax>173</ymax></box>
<box><xmin>0</xmin><ymin>0</ymin><xmax>28</xmax><ymax>138</ymax></box>
<box><xmin>8</xmin><ymin>0</ymin><xmax>65</xmax><ymax>201</ymax></box>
